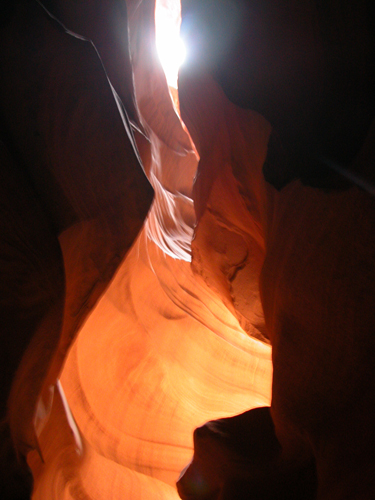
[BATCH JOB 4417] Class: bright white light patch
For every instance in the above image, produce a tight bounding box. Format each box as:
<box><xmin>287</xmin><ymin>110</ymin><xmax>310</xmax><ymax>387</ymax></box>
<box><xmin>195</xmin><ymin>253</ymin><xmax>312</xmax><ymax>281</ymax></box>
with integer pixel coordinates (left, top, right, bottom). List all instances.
<box><xmin>155</xmin><ymin>0</ymin><xmax>185</xmax><ymax>88</ymax></box>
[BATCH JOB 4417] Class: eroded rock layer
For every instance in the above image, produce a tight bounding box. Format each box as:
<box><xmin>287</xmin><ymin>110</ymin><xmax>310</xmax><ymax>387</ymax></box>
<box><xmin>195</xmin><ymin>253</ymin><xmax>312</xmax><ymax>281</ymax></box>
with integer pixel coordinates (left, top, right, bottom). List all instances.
<box><xmin>2</xmin><ymin>1</ymin><xmax>374</xmax><ymax>499</ymax></box>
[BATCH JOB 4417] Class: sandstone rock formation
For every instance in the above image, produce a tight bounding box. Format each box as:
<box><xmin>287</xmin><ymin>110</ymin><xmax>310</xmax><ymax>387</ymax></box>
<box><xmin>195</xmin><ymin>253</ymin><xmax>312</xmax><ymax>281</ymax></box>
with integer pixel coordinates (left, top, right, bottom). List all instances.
<box><xmin>1</xmin><ymin>1</ymin><xmax>374</xmax><ymax>499</ymax></box>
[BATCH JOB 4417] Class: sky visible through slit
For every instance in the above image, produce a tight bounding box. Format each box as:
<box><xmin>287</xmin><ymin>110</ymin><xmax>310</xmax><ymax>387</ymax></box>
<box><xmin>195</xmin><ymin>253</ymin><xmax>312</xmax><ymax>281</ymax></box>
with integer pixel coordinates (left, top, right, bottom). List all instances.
<box><xmin>155</xmin><ymin>0</ymin><xmax>186</xmax><ymax>88</ymax></box>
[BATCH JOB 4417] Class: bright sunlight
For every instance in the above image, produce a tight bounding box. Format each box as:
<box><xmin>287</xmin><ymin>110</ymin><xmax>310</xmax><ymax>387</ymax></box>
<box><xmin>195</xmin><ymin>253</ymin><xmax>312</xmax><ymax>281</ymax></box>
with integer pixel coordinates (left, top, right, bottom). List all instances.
<box><xmin>155</xmin><ymin>0</ymin><xmax>186</xmax><ymax>88</ymax></box>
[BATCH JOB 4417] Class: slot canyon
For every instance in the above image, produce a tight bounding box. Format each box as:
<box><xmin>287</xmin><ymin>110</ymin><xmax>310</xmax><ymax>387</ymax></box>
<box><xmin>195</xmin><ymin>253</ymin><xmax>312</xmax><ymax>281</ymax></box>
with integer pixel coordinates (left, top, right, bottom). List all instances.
<box><xmin>0</xmin><ymin>1</ymin><xmax>374</xmax><ymax>499</ymax></box>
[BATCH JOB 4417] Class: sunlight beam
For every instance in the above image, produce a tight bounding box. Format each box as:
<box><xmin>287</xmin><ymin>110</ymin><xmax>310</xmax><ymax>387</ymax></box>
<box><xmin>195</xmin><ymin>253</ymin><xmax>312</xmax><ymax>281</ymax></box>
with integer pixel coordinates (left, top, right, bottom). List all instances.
<box><xmin>155</xmin><ymin>0</ymin><xmax>186</xmax><ymax>88</ymax></box>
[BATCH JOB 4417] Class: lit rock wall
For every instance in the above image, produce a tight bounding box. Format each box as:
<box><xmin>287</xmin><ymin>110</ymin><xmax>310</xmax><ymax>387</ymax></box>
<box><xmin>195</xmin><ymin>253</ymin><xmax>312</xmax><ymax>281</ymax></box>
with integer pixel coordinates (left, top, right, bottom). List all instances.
<box><xmin>26</xmin><ymin>0</ymin><xmax>273</xmax><ymax>498</ymax></box>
